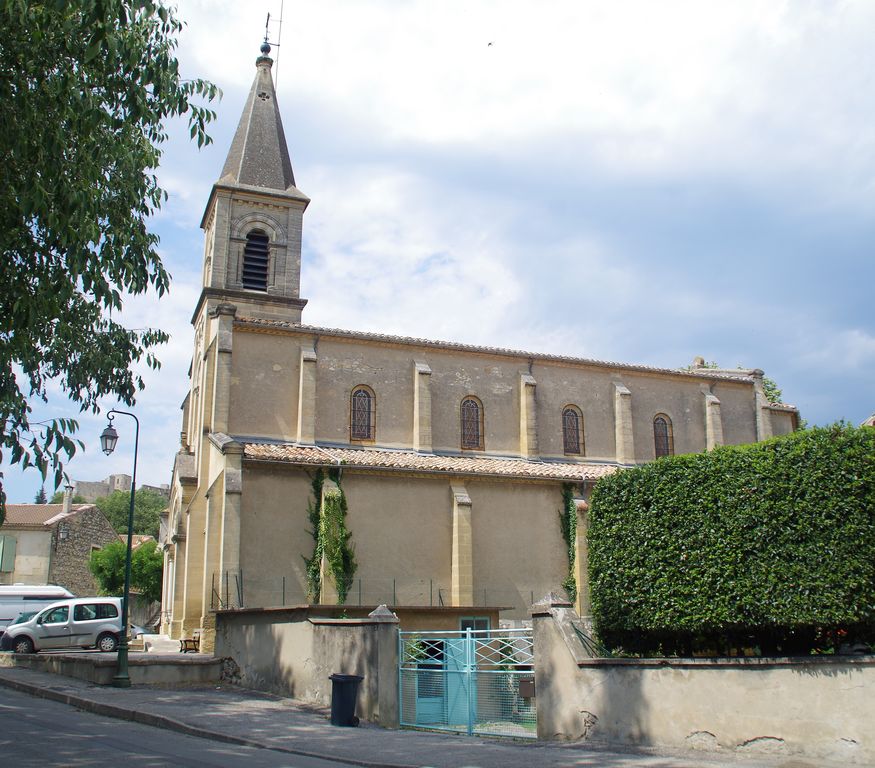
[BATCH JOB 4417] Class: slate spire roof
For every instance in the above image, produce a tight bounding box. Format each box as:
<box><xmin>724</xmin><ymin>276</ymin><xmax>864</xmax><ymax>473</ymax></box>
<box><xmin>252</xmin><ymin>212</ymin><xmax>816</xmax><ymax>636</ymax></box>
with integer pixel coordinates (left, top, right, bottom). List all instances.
<box><xmin>219</xmin><ymin>45</ymin><xmax>299</xmax><ymax>193</ymax></box>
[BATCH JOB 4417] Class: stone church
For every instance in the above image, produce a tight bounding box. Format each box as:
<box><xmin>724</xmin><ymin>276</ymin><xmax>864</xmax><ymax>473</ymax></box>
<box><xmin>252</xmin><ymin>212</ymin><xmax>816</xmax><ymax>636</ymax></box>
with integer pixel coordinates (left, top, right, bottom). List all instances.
<box><xmin>160</xmin><ymin>45</ymin><xmax>798</xmax><ymax>647</ymax></box>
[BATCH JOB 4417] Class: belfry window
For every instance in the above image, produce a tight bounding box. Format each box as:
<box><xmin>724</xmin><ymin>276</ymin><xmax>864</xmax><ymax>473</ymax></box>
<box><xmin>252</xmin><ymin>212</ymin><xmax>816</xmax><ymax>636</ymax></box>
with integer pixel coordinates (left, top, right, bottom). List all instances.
<box><xmin>563</xmin><ymin>406</ymin><xmax>584</xmax><ymax>455</ymax></box>
<box><xmin>460</xmin><ymin>397</ymin><xmax>484</xmax><ymax>450</ymax></box>
<box><xmin>242</xmin><ymin>230</ymin><xmax>269</xmax><ymax>291</ymax></box>
<box><xmin>653</xmin><ymin>414</ymin><xmax>674</xmax><ymax>458</ymax></box>
<box><xmin>350</xmin><ymin>386</ymin><xmax>376</xmax><ymax>441</ymax></box>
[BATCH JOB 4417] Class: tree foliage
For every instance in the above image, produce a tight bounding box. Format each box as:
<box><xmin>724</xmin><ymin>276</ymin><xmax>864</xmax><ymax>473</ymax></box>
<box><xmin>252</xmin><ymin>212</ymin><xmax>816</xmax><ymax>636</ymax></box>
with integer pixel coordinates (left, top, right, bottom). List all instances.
<box><xmin>130</xmin><ymin>539</ymin><xmax>163</xmax><ymax>603</ymax></box>
<box><xmin>34</xmin><ymin>486</ymin><xmax>47</xmax><ymax>504</ymax></box>
<box><xmin>0</xmin><ymin>0</ymin><xmax>219</xmax><ymax>520</ymax></box>
<box><xmin>95</xmin><ymin>488</ymin><xmax>166</xmax><ymax>538</ymax></box>
<box><xmin>89</xmin><ymin>538</ymin><xmax>163</xmax><ymax>602</ymax></box>
<box><xmin>49</xmin><ymin>490</ymin><xmax>86</xmax><ymax>504</ymax></box>
<box><xmin>589</xmin><ymin>424</ymin><xmax>875</xmax><ymax>656</ymax></box>
<box><xmin>303</xmin><ymin>468</ymin><xmax>357</xmax><ymax>604</ymax></box>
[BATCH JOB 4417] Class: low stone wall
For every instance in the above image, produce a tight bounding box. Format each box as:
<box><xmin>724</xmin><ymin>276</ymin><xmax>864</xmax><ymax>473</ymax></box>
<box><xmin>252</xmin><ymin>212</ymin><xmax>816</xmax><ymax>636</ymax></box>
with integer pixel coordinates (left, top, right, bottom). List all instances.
<box><xmin>215</xmin><ymin>605</ymin><xmax>399</xmax><ymax>727</ymax></box>
<box><xmin>533</xmin><ymin>597</ymin><xmax>875</xmax><ymax>764</ymax></box>
<box><xmin>7</xmin><ymin>652</ymin><xmax>221</xmax><ymax>686</ymax></box>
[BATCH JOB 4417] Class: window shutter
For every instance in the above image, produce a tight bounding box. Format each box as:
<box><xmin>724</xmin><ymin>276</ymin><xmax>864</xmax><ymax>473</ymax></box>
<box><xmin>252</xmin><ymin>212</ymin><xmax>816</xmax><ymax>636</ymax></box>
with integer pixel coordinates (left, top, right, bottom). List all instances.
<box><xmin>0</xmin><ymin>535</ymin><xmax>16</xmax><ymax>572</ymax></box>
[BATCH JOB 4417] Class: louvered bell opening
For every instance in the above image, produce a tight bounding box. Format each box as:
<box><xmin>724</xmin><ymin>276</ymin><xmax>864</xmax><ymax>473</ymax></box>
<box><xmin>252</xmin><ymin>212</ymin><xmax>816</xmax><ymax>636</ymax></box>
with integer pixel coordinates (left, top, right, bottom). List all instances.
<box><xmin>242</xmin><ymin>231</ymin><xmax>269</xmax><ymax>291</ymax></box>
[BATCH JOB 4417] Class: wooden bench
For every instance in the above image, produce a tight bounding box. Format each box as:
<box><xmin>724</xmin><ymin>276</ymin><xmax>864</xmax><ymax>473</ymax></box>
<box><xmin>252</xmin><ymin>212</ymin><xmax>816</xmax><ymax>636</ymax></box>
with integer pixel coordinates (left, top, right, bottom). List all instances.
<box><xmin>180</xmin><ymin>629</ymin><xmax>201</xmax><ymax>653</ymax></box>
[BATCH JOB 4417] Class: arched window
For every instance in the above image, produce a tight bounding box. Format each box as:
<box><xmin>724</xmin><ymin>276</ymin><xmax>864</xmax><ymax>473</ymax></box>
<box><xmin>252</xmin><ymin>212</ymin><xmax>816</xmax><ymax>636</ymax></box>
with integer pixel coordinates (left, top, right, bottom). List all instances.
<box><xmin>460</xmin><ymin>396</ymin><xmax>484</xmax><ymax>450</ymax></box>
<box><xmin>242</xmin><ymin>230</ymin><xmax>269</xmax><ymax>291</ymax></box>
<box><xmin>562</xmin><ymin>406</ymin><xmax>584</xmax><ymax>455</ymax></box>
<box><xmin>350</xmin><ymin>386</ymin><xmax>376</xmax><ymax>441</ymax></box>
<box><xmin>653</xmin><ymin>414</ymin><xmax>674</xmax><ymax>458</ymax></box>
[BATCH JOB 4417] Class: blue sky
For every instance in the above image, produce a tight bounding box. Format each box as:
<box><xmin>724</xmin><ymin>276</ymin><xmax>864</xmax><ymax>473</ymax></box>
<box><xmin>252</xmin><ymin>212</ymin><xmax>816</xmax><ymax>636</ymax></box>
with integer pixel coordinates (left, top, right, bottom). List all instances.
<box><xmin>4</xmin><ymin>0</ymin><xmax>874</xmax><ymax>503</ymax></box>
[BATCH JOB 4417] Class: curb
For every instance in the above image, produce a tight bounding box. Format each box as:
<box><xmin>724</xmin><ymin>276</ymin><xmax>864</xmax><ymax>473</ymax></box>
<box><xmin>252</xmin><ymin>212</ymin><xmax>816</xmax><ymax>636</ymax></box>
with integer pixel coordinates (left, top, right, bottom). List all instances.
<box><xmin>0</xmin><ymin>673</ymin><xmax>416</xmax><ymax>768</ymax></box>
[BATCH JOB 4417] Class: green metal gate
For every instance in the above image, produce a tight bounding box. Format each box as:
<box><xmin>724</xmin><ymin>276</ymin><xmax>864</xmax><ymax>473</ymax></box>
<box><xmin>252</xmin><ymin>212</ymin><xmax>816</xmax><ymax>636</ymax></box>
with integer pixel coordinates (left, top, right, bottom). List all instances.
<box><xmin>399</xmin><ymin>627</ymin><xmax>536</xmax><ymax>738</ymax></box>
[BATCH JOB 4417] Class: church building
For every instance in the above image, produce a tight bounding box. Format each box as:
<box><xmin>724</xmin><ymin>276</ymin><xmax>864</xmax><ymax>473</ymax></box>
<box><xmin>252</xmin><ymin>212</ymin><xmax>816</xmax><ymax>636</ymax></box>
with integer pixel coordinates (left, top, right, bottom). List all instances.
<box><xmin>160</xmin><ymin>45</ymin><xmax>798</xmax><ymax>649</ymax></box>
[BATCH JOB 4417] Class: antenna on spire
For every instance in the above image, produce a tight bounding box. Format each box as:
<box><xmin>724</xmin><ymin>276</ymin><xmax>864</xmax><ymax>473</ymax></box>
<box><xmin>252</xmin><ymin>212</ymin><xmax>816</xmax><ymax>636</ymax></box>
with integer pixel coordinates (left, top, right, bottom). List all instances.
<box><xmin>260</xmin><ymin>3</ymin><xmax>285</xmax><ymax>86</ymax></box>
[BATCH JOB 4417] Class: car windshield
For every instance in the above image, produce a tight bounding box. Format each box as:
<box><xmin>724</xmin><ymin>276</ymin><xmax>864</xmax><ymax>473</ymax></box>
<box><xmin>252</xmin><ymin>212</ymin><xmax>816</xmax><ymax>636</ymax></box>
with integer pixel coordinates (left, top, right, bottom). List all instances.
<box><xmin>9</xmin><ymin>612</ymin><xmax>36</xmax><ymax>626</ymax></box>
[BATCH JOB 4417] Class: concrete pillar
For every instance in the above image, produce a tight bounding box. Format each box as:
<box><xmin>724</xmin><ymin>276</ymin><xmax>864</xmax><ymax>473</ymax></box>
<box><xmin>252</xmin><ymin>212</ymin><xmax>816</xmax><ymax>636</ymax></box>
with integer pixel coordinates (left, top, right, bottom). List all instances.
<box><xmin>751</xmin><ymin>369</ymin><xmax>774</xmax><ymax>441</ymax></box>
<box><xmin>318</xmin><ymin>479</ymin><xmax>341</xmax><ymax>604</ymax></box>
<box><xmin>531</xmin><ymin>593</ymin><xmax>595</xmax><ymax>741</ymax></box>
<box><xmin>169</xmin><ymin>537</ymin><xmax>186</xmax><ymax>638</ymax></box>
<box><xmin>200</xmin><ymin>475</ymin><xmax>224</xmax><ymax>653</ymax></box>
<box><xmin>613</xmin><ymin>383</ymin><xmax>635</xmax><ymax>464</ymax></box>
<box><xmin>519</xmin><ymin>373</ymin><xmax>538</xmax><ymax>458</ymax></box>
<box><xmin>210</xmin><ymin>303</ymin><xmax>236</xmax><ymax>434</ymax></box>
<box><xmin>369</xmin><ymin>605</ymin><xmax>401</xmax><ymax>728</ymax></box>
<box><xmin>573</xmin><ymin>499</ymin><xmax>591</xmax><ymax>620</ymax></box>
<box><xmin>219</xmin><ymin>441</ymin><xmax>244</xmax><ymax>607</ymax></box>
<box><xmin>412</xmin><ymin>360</ymin><xmax>432</xmax><ymax>452</ymax></box>
<box><xmin>450</xmin><ymin>484</ymin><xmax>473</xmax><ymax>606</ymax></box>
<box><xmin>297</xmin><ymin>345</ymin><xmax>317</xmax><ymax>444</ymax></box>
<box><xmin>705</xmin><ymin>393</ymin><xmax>725</xmax><ymax>450</ymax></box>
<box><xmin>180</xmin><ymin>503</ymin><xmax>205</xmax><ymax>636</ymax></box>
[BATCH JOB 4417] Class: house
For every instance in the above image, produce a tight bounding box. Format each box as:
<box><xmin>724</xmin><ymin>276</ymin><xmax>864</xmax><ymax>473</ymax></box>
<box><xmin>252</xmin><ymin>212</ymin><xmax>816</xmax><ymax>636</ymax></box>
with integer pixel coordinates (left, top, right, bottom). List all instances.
<box><xmin>160</xmin><ymin>43</ymin><xmax>799</xmax><ymax>651</ymax></box>
<box><xmin>0</xmin><ymin>488</ymin><xmax>119</xmax><ymax>596</ymax></box>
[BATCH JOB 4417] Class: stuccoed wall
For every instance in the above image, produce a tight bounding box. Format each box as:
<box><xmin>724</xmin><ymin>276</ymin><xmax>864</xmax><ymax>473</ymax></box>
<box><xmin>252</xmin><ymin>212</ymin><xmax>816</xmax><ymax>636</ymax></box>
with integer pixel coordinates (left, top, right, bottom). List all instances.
<box><xmin>533</xmin><ymin>600</ymin><xmax>875</xmax><ymax>764</ymax></box>
<box><xmin>227</xmin><ymin>326</ymin><xmax>771</xmax><ymax>464</ymax></box>
<box><xmin>215</xmin><ymin>606</ymin><xmax>399</xmax><ymax>727</ymax></box>
<box><xmin>238</xmin><ymin>466</ymin><xmax>572</xmax><ymax>618</ymax></box>
<box><xmin>4</xmin><ymin>530</ymin><xmax>50</xmax><ymax>584</ymax></box>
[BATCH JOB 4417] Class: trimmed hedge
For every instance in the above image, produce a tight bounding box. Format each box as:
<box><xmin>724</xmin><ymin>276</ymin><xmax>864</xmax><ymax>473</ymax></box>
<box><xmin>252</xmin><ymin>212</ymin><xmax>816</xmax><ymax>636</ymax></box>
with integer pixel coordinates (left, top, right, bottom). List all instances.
<box><xmin>589</xmin><ymin>424</ymin><xmax>875</xmax><ymax>655</ymax></box>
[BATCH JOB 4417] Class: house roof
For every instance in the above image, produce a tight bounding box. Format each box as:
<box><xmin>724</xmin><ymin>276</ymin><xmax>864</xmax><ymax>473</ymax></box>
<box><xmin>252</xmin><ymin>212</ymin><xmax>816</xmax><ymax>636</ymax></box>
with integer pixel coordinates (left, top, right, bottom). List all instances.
<box><xmin>122</xmin><ymin>534</ymin><xmax>156</xmax><ymax>550</ymax></box>
<box><xmin>242</xmin><ymin>442</ymin><xmax>619</xmax><ymax>483</ymax></box>
<box><xmin>1</xmin><ymin>504</ymin><xmax>94</xmax><ymax>528</ymax></box>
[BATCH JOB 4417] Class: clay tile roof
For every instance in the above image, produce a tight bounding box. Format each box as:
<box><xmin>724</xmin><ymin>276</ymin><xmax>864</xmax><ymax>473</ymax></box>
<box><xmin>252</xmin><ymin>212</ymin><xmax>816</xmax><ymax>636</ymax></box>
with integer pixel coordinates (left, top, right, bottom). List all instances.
<box><xmin>2</xmin><ymin>504</ymin><xmax>92</xmax><ymax>528</ymax></box>
<box><xmin>242</xmin><ymin>442</ymin><xmax>619</xmax><ymax>482</ymax></box>
<box><xmin>122</xmin><ymin>534</ymin><xmax>156</xmax><ymax>550</ymax></box>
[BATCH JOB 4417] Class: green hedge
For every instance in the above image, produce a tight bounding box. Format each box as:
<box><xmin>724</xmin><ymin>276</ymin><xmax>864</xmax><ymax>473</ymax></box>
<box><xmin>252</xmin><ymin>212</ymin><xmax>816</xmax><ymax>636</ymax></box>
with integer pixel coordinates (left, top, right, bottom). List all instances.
<box><xmin>589</xmin><ymin>424</ymin><xmax>875</xmax><ymax>655</ymax></box>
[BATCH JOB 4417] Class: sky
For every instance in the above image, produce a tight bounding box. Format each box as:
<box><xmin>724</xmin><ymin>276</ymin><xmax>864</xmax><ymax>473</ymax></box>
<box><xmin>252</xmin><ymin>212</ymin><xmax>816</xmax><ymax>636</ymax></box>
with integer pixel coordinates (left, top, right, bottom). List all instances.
<box><xmin>4</xmin><ymin>0</ymin><xmax>874</xmax><ymax>503</ymax></box>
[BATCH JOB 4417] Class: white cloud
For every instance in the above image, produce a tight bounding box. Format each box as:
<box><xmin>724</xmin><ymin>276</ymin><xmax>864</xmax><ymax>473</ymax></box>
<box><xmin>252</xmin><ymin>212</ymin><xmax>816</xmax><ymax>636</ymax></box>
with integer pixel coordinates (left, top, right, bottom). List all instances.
<box><xmin>5</xmin><ymin>0</ymin><xmax>873</xmax><ymax>503</ymax></box>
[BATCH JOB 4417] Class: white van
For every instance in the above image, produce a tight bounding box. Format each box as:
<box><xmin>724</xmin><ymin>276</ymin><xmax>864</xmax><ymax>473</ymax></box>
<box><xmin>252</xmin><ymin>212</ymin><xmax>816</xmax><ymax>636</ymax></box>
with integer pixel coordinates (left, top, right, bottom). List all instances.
<box><xmin>0</xmin><ymin>597</ymin><xmax>123</xmax><ymax>654</ymax></box>
<box><xmin>0</xmin><ymin>585</ymin><xmax>74</xmax><ymax>636</ymax></box>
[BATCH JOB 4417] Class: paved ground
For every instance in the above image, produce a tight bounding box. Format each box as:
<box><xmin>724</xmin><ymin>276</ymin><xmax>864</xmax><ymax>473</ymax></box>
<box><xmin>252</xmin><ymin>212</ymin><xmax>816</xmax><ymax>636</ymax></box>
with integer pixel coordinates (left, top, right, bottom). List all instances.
<box><xmin>0</xmin><ymin>685</ymin><xmax>344</xmax><ymax>767</ymax></box>
<box><xmin>0</xmin><ymin>662</ymin><xmax>860</xmax><ymax>768</ymax></box>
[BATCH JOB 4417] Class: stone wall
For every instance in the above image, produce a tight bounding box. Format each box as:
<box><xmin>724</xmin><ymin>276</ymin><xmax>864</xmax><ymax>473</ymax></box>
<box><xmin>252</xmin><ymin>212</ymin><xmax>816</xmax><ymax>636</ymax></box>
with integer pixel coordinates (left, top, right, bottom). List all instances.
<box><xmin>532</xmin><ymin>597</ymin><xmax>875</xmax><ymax>764</ymax></box>
<box><xmin>215</xmin><ymin>605</ymin><xmax>399</xmax><ymax>727</ymax></box>
<box><xmin>48</xmin><ymin>506</ymin><xmax>119</xmax><ymax>596</ymax></box>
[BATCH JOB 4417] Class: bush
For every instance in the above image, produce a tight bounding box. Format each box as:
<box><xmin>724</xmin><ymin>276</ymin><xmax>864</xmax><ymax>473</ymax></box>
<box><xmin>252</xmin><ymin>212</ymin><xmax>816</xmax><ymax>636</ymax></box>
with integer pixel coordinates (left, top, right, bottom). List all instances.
<box><xmin>589</xmin><ymin>424</ymin><xmax>875</xmax><ymax>656</ymax></box>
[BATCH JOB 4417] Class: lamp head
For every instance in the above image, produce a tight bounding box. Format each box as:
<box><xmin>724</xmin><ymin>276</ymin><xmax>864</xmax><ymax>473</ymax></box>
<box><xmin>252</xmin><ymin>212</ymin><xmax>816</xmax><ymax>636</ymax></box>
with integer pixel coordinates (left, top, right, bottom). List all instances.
<box><xmin>100</xmin><ymin>423</ymin><xmax>118</xmax><ymax>456</ymax></box>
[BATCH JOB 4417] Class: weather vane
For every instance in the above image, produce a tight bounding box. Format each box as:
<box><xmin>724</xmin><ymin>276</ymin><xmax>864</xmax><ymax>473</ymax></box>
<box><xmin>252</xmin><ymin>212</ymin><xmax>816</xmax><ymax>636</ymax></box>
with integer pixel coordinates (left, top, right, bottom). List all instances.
<box><xmin>261</xmin><ymin>4</ymin><xmax>285</xmax><ymax>85</ymax></box>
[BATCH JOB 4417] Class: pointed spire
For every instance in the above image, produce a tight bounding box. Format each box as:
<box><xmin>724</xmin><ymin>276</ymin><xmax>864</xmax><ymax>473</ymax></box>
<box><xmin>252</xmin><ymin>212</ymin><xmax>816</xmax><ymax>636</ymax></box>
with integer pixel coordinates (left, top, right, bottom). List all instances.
<box><xmin>219</xmin><ymin>44</ymin><xmax>297</xmax><ymax>192</ymax></box>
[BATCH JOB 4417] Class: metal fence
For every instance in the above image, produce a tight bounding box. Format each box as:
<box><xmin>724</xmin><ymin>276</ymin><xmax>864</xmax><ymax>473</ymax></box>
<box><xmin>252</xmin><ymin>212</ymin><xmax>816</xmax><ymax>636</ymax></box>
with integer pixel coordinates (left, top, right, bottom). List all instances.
<box><xmin>209</xmin><ymin>573</ymin><xmax>542</xmax><ymax>612</ymax></box>
<box><xmin>399</xmin><ymin>627</ymin><xmax>536</xmax><ymax>739</ymax></box>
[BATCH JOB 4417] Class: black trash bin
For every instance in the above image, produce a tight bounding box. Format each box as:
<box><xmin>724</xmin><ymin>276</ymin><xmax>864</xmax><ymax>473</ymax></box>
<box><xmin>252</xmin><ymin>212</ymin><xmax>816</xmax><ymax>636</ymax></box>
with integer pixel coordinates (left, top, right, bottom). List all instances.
<box><xmin>328</xmin><ymin>673</ymin><xmax>363</xmax><ymax>727</ymax></box>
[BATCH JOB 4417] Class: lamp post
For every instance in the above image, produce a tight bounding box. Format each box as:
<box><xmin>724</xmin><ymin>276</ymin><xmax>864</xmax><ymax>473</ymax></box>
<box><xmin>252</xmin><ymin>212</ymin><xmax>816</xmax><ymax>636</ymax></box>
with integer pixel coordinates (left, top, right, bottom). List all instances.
<box><xmin>99</xmin><ymin>409</ymin><xmax>138</xmax><ymax>688</ymax></box>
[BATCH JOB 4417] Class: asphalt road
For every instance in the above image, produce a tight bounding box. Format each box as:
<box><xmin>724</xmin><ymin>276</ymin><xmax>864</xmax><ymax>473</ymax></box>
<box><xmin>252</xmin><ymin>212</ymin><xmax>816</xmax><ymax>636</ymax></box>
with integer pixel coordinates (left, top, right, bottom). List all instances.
<box><xmin>0</xmin><ymin>686</ymin><xmax>350</xmax><ymax>768</ymax></box>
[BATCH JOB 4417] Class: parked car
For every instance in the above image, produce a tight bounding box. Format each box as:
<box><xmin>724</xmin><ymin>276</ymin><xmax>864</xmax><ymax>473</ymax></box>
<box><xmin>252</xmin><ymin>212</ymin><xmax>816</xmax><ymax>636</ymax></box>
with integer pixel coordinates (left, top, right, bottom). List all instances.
<box><xmin>0</xmin><ymin>585</ymin><xmax>74</xmax><ymax>636</ymax></box>
<box><xmin>0</xmin><ymin>597</ymin><xmax>122</xmax><ymax>654</ymax></box>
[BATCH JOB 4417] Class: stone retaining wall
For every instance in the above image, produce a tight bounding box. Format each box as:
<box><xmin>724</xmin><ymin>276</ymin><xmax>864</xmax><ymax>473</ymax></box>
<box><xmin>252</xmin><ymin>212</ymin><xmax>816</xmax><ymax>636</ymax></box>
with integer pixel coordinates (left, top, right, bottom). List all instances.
<box><xmin>532</xmin><ymin>596</ymin><xmax>875</xmax><ymax>764</ymax></box>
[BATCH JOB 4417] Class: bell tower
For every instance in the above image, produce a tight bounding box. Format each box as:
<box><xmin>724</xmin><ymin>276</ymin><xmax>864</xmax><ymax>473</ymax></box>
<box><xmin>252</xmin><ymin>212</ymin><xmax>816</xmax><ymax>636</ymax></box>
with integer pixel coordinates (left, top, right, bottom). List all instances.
<box><xmin>197</xmin><ymin>41</ymin><xmax>309</xmax><ymax>324</ymax></box>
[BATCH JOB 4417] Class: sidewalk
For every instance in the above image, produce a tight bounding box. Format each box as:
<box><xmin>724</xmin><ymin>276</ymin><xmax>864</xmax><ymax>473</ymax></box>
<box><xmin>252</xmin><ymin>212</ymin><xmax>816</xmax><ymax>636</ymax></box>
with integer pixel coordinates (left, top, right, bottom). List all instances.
<box><xmin>0</xmin><ymin>664</ymin><xmax>845</xmax><ymax>768</ymax></box>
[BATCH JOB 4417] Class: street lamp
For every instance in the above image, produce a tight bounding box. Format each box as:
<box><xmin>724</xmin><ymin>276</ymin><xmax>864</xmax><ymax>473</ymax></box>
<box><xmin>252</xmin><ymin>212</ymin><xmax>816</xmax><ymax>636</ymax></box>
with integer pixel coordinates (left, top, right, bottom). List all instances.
<box><xmin>99</xmin><ymin>409</ymin><xmax>138</xmax><ymax>688</ymax></box>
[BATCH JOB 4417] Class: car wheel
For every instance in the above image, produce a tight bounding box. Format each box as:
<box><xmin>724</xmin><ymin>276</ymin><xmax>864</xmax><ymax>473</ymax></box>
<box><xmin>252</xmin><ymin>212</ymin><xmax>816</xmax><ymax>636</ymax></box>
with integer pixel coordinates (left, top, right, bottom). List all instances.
<box><xmin>96</xmin><ymin>632</ymin><xmax>118</xmax><ymax>653</ymax></box>
<box><xmin>13</xmin><ymin>636</ymin><xmax>34</xmax><ymax>654</ymax></box>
